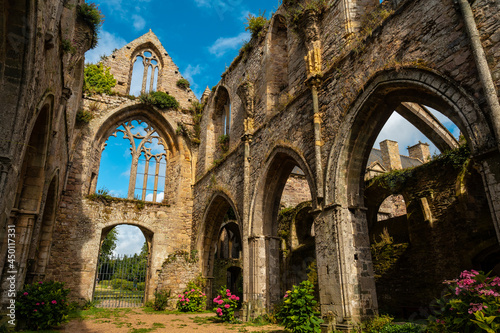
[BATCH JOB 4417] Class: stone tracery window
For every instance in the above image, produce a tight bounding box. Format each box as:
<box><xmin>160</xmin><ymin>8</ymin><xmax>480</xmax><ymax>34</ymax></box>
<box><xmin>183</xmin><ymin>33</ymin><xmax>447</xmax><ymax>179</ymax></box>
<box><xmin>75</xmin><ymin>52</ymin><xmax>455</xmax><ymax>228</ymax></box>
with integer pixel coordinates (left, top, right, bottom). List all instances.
<box><xmin>130</xmin><ymin>50</ymin><xmax>160</xmax><ymax>96</ymax></box>
<box><xmin>99</xmin><ymin>119</ymin><xmax>167</xmax><ymax>202</ymax></box>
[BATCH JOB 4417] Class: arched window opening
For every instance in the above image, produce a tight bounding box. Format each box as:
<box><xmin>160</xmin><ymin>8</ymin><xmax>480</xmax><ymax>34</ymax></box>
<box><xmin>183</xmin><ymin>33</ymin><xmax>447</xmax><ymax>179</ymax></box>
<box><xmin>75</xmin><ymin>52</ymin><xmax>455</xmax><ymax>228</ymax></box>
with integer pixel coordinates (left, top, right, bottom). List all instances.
<box><xmin>93</xmin><ymin>225</ymin><xmax>151</xmax><ymax>308</ymax></box>
<box><xmin>362</xmin><ymin>100</ymin><xmax>483</xmax><ymax>320</ymax></box>
<box><xmin>267</xmin><ymin>15</ymin><xmax>288</xmax><ymax>110</ymax></box>
<box><xmin>129</xmin><ymin>49</ymin><xmax>160</xmax><ymax>96</ymax></box>
<box><xmin>96</xmin><ymin>119</ymin><xmax>167</xmax><ymax>202</ymax></box>
<box><xmin>214</xmin><ymin>87</ymin><xmax>231</xmax><ymax>138</ymax></box>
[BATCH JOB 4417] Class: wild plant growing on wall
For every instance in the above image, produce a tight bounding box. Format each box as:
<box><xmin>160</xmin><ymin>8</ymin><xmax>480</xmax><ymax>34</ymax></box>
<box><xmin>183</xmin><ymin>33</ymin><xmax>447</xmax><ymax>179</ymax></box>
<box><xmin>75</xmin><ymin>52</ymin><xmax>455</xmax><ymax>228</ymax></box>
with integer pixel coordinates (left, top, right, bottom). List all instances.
<box><xmin>83</xmin><ymin>63</ymin><xmax>116</xmax><ymax>95</ymax></box>
<box><xmin>176</xmin><ymin>78</ymin><xmax>190</xmax><ymax>89</ymax></box>
<box><xmin>77</xmin><ymin>2</ymin><xmax>104</xmax><ymax>49</ymax></box>
<box><xmin>245</xmin><ymin>10</ymin><xmax>268</xmax><ymax>38</ymax></box>
<box><xmin>139</xmin><ymin>91</ymin><xmax>179</xmax><ymax>110</ymax></box>
<box><xmin>428</xmin><ymin>270</ymin><xmax>500</xmax><ymax>333</ymax></box>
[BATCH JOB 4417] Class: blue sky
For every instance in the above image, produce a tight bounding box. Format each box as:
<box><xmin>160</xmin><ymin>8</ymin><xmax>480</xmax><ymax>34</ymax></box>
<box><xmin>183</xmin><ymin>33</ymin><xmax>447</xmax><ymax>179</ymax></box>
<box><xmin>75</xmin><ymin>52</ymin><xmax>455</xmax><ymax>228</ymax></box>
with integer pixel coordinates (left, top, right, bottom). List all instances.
<box><xmin>85</xmin><ymin>0</ymin><xmax>282</xmax><ymax>98</ymax></box>
<box><xmin>87</xmin><ymin>0</ymin><xmax>460</xmax><ymax>255</ymax></box>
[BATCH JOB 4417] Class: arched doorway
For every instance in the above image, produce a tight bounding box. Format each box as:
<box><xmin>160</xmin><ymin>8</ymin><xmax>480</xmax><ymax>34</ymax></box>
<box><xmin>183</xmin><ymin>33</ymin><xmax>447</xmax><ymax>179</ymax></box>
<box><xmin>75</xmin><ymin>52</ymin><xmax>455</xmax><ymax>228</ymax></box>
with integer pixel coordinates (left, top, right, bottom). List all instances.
<box><xmin>248</xmin><ymin>147</ymin><xmax>316</xmax><ymax>311</ymax></box>
<box><xmin>93</xmin><ymin>224</ymin><xmax>152</xmax><ymax>308</ymax></box>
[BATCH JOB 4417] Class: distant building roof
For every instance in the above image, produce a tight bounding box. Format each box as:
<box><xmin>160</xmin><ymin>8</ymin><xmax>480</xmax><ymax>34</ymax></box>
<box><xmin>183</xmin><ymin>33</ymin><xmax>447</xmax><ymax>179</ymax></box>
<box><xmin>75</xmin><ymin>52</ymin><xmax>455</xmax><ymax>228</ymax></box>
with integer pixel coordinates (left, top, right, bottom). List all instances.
<box><xmin>368</xmin><ymin>148</ymin><xmax>423</xmax><ymax>170</ymax></box>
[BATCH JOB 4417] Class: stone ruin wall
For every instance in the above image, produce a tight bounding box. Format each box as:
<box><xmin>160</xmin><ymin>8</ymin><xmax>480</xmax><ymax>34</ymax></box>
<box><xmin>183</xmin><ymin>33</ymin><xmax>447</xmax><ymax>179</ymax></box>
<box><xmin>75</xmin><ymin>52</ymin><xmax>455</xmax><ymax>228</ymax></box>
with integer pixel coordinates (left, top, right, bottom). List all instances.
<box><xmin>102</xmin><ymin>31</ymin><xmax>198</xmax><ymax>110</ymax></box>
<box><xmin>45</xmin><ymin>86</ymin><xmax>198</xmax><ymax>302</ymax></box>
<box><xmin>365</xmin><ymin>156</ymin><xmax>496</xmax><ymax>316</ymax></box>
<box><xmin>192</xmin><ymin>0</ymin><xmax>500</xmax><ymax>323</ymax></box>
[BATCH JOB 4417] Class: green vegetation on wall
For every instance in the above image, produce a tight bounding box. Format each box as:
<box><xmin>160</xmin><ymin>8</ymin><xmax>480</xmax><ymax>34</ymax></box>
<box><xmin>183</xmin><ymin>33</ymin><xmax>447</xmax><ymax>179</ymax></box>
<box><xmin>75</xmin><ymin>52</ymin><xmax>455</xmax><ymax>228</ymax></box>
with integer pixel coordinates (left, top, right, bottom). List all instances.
<box><xmin>140</xmin><ymin>91</ymin><xmax>180</xmax><ymax>110</ymax></box>
<box><xmin>77</xmin><ymin>2</ymin><xmax>104</xmax><ymax>49</ymax></box>
<box><xmin>83</xmin><ymin>63</ymin><xmax>116</xmax><ymax>95</ymax></box>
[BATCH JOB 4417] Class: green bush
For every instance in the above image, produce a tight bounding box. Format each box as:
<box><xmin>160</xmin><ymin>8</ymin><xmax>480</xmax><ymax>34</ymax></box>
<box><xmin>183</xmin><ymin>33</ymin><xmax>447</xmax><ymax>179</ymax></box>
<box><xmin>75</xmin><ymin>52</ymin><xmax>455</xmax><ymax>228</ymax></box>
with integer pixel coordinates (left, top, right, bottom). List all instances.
<box><xmin>83</xmin><ymin>63</ymin><xmax>116</xmax><ymax>95</ymax></box>
<box><xmin>110</xmin><ymin>278</ymin><xmax>145</xmax><ymax>291</ymax></box>
<box><xmin>16</xmin><ymin>281</ymin><xmax>71</xmax><ymax>330</ymax></box>
<box><xmin>213</xmin><ymin>286</ymin><xmax>240</xmax><ymax>323</ymax></box>
<box><xmin>378</xmin><ymin>323</ymin><xmax>423</xmax><ymax>333</ymax></box>
<box><xmin>176</xmin><ymin>282</ymin><xmax>207</xmax><ymax>312</ymax></box>
<box><xmin>140</xmin><ymin>91</ymin><xmax>179</xmax><ymax>110</ymax></box>
<box><xmin>153</xmin><ymin>289</ymin><xmax>171</xmax><ymax>311</ymax></box>
<box><xmin>77</xmin><ymin>2</ymin><xmax>104</xmax><ymax>49</ymax></box>
<box><xmin>245</xmin><ymin>10</ymin><xmax>268</xmax><ymax>38</ymax></box>
<box><xmin>176</xmin><ymin>78</ymin><xmax>190</xmax><ymax>89</ymax></box>
<box><xmin>277</xmin><ymin>280</ymin><xmax>323</xmax><ymax>333</ymax></box>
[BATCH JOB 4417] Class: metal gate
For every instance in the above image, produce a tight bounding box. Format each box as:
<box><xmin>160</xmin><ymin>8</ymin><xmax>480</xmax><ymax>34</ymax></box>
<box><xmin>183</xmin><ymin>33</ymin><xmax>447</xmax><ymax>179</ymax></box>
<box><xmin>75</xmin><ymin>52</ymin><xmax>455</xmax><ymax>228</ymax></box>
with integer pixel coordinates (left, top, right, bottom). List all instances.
<box><xmin>93</xmin><ymin>253</ymin><xmax>148</xmax><ymax>308</ymax></box>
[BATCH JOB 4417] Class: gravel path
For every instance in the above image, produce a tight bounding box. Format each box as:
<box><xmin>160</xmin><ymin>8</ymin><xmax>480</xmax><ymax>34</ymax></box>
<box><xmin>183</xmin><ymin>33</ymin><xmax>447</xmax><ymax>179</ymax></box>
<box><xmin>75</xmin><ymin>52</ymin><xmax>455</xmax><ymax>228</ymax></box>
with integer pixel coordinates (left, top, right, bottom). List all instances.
<box><xmin>61</xmin><ymin>309</ymin><xmax>286</xmax><ymax>333</ymax></box>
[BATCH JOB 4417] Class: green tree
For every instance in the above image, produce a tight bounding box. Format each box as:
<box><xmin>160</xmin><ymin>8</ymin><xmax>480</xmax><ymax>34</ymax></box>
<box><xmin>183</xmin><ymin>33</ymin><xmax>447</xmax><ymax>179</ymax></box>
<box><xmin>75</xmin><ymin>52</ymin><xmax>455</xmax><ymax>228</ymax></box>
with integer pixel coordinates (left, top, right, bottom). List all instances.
<box><xmin>100</xmin><ymin>228</ymin><xmax>118</xmax><ymax>259</ymax></box>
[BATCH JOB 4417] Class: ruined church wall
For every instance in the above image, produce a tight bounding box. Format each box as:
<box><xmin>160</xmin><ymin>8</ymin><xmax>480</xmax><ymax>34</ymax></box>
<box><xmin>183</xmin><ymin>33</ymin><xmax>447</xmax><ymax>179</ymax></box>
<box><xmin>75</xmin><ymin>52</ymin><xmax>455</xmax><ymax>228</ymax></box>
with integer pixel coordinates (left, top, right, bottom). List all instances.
<box><xmin>45</xmin><ymin>94</ymin><xmax>196</xmax><ymax>302</ymax></box>
<box><xmin>0</xmin><ymin>0</ymin><xmax>94</xmax><ymax>303</ymax></box>
<box><xmin>366</xmin><ymin>158</ymin><xmax>496</xmax><ymax>316</ymax></box>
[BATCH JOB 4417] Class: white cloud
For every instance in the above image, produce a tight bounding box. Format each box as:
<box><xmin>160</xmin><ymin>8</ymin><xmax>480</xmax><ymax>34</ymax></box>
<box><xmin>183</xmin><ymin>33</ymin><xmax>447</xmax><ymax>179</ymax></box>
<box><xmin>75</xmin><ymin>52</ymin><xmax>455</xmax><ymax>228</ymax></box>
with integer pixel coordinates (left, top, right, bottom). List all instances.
<box><xmin>374</xmin><ymin>112</ymin><xmax>439</xmax><ymax>156</ymax></box>
<box><xmin>182</xmin><ymin>64</ymin><xmax>204</xmax><ymax>98</ymax></box>
<box><xmin>132</xmin><ymin>14</ymin><xmax>146</xmax><ymax>31</ymax></box>
<box><xmin>113</xmin><ymin>225</ymin><xmax>145</xmax><ymax>256</ymax></box>
<box><xmin>145</xmin><ymin>192</ymin><xmax>164</xmax><ymax>202</ymax></box>
<box><xmin>85</xmin><ymin>30</ymin><xmax>127</xmax><ymax>64</ymax></box>
<box><xmin>208</xmin><ymin>31</ymin><xmax>250</xmax><ymax>57</ymax></box>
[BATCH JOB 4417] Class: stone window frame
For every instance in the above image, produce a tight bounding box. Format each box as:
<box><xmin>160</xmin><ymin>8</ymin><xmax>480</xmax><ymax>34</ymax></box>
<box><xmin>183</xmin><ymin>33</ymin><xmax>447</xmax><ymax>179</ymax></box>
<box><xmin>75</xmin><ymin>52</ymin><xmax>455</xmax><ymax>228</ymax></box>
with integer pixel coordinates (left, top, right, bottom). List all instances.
<box><xmin>101</xmin><ymin>118</ymin><xmax>169</xmax><ymax>202</ymax></box>
<box><xmin>129</xmin><ymin>45</ymin><xmax>163</xmax><ymax>96</ymax></box>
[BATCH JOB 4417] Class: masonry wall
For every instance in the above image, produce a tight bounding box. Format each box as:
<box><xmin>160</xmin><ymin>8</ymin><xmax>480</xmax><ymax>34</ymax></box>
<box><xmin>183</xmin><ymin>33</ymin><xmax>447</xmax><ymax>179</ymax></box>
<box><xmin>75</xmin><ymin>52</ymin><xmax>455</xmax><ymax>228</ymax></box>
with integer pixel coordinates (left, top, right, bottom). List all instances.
<box><xmin>0</xmin><ymin>0</ymin><xmax>91</xmax><ymax>305</ymax></box>
<box><xmin>365</xmin><ymin>156</ymin><xmax>496</xmax><ymax>317</ymax></box>
<box><xmin>193</xmin><ymin>0</ymin><xmax>500</xmax><ymax>325</ymax></box>
<box><xmin>45</xmin><ymin>92</ymin><xmax>197</xmax><ymax>303</ymax></box>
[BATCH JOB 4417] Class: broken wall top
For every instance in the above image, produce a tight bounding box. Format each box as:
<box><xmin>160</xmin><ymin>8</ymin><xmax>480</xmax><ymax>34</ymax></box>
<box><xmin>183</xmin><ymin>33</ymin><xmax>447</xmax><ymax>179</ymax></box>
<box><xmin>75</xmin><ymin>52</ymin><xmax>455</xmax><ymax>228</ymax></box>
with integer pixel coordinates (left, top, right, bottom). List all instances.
<box><xmin>102</xmin><ymin>29</ymin><xmax>197</xmax><ymax>109</ymax></box>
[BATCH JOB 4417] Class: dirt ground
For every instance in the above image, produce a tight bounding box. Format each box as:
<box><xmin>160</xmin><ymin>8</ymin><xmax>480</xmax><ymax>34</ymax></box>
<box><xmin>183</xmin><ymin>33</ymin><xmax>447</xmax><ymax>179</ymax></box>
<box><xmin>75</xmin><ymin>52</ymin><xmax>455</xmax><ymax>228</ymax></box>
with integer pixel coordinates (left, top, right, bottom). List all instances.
<box><xmin>60</xmin><ymin>309</ymin><xmax>286</xmax><ymax>333</ymax></box>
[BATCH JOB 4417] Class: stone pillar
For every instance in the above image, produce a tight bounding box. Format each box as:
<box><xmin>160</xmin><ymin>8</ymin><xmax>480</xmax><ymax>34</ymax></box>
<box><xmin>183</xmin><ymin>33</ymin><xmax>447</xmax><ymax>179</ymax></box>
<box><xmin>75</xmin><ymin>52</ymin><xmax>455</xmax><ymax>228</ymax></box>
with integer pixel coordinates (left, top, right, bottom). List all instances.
<box><xmin>315</xmin><ymin>204</ymin><xmax>378</xmax><ymax>330</ymax></box>
<box><xmin>408</xmin><ymin>142</ymin><xmax>430</xmax><ymax>163</ymax></box>
<box><xmin>380</xmin><ymin>140</ymin><xmax>402</xmax><ymax>171</ymax></box>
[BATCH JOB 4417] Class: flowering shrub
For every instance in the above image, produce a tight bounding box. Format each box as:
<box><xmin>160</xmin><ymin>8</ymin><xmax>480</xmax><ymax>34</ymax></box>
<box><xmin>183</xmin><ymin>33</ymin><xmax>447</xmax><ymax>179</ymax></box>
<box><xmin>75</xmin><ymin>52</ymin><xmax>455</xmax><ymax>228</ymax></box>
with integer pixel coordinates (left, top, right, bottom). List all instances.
<box><xmin>177</xmin><ymin>283</ymin><xmax>206</xmax><ymax>312</ymax></box>
<box><xmin>428</xmin><ymin>270</ymin><xmax>500</xmax><ymax>333</ymax></box>
<box><xmin>213</xmin><ymin>286</ymin><xmax>240</xmax><ymax>322</ymax></box>
<box><xmin>16</xmin><ymin>281</ymin><xmax>70</xmax><ymax>330</ymax></box>
<box><xmin>277</xmin><ymin>280</ymin><xmax>323</xmax><ymax>333</ymax></box>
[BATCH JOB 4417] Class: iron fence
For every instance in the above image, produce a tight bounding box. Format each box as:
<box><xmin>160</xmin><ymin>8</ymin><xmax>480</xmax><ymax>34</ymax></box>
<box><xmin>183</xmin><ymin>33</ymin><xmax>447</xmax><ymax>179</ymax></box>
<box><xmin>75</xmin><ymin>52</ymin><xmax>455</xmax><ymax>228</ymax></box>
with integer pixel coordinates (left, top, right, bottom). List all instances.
<box><xmin>93</xmin><ymin>253</ymin><xmax>148</xmax><ymax>308</ymax></box>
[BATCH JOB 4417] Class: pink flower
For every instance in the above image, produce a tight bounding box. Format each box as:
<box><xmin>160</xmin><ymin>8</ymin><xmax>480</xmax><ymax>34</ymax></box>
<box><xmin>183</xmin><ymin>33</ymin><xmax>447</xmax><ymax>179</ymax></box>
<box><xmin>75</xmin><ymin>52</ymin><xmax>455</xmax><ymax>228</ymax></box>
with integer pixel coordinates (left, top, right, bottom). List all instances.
<box><xmin>34</xmin><ymin>309</ymin><xmax>37</xmax><ymax>312</ymax></box>
<box><xmin>23</xmin><ymin>292</ymin><xmax>28</xmax><ymax>296</ymax></box>
<box><xmin>231</xmin><ymin>295</ymin><xmax>236</xmax><ymax>300</ymax></box>
<box><xmin>191</xmin><ymin>289</ymin><xmax>195</xmax><ymax>292</ymax></box>
<box><xmin>178</xmin><ymin>295</ymin><xmax>182</xmax><ymax>298</ymax></box>
<box><xmin>224</xmin><ymin>304</ymin><xmax>230</xmax><ymax>309</ymax></box>
<box><xmin>36</xmin><ymin>303</ymin><xmax>40</xmax><ymax>306</ymax></box>
<box><xmin>51</xmin><ymin>300</ymin><xmax>57</xmax><ymax>304</ymax></box>
<box><xmin>42</xmin><ymin>302</ymin><xmax>45</xmax><ymax>305</ymax></box>
<box><xmin>284</xmin><ymin>294</ymin><xmax>288</xmax><ymax>298</ymax></box>
<box><xmin>227</xmin><ymin>293</ymin><xmax>231</xmax><ymax>297</ymax></box>
<box><xmin>38</xmin><ymin>281</ymin><xmax>43</xmax><ymax>284</ymax></box>
<box><xmin>235</xmin><ymin>296</ymin><xmax>239</xmax><ymax>301</ymax></box>
<box><xmin>202</xmin><ymin>293</ymin><xmax>206</xmax><ymax>296</ymax></box>
<box><xmin>226</xmin><ymin>289</ymin><xmax>230</xmax><ymax>293</ymax></box>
